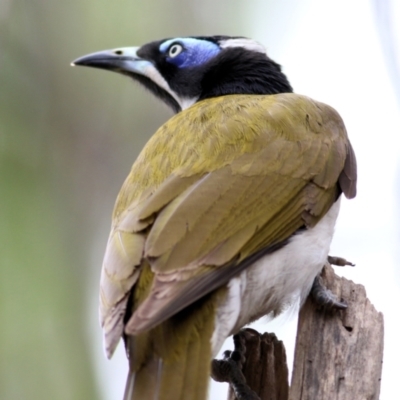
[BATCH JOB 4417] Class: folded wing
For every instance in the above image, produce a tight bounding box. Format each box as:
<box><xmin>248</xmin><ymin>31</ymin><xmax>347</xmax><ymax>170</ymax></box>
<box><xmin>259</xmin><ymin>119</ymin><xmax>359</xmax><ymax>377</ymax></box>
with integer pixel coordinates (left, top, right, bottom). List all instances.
<box><xmin>100</xmin><ymin>93</ymin><xmax>357</xmax><ymax>357</ymax></box>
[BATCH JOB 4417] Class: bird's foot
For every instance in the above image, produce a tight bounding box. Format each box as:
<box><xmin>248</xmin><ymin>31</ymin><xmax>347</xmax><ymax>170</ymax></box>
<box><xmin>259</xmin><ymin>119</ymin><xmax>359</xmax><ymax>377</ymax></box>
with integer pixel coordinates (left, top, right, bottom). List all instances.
<box><xmin>311</xmin><ymin>271</ymin><xmax>347</xmax><ymax>310</ymax></box>
<box><xmin>311</xmin><ymin>255</ymin><xmax>355</xmax><ymax>310</ymax></box>
<box><xmin>211</xmin><ymin>330</ymin><xmax>260</xmax><ymax>400</ymax></box>
<box><xmin>327</xmin><ymin>255</ymin><xmax>355</xmax><ymax>267</ymax></box>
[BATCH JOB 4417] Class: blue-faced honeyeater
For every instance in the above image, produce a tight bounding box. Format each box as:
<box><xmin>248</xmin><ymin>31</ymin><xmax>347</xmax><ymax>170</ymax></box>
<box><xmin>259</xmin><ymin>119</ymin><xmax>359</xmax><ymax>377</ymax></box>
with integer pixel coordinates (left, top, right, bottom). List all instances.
<box><xmin>72</xmin><ymin>36</ymin><xmax>357</xmax><ymax>400</ymax></box>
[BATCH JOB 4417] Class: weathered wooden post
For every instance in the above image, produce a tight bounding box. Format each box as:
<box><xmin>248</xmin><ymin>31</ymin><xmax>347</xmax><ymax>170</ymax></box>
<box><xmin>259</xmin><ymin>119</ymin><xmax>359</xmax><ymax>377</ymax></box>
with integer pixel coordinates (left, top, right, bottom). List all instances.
<box><xmin>226</xmin><ymin>330</ymin><xmax>289</xmax><ymax>400</ymax></box>
<box><xmin>226</xmin><ymin>264</ymin><xmax>384</xmax><ymax>400</ymax></box>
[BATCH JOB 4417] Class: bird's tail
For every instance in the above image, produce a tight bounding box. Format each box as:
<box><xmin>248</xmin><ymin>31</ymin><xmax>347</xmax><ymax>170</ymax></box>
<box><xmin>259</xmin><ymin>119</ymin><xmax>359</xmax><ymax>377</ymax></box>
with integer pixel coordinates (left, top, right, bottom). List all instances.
<box><xmin>123</xmin><ymin>295</ymin><xmax>217</xmax><ymax>400</ymax></box>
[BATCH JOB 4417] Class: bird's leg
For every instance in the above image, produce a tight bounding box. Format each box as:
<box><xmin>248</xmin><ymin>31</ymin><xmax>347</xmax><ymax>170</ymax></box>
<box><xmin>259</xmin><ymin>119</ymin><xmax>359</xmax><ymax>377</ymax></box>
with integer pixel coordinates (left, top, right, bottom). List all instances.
<box><xmin>211</xmin><ymin>330</ymin><xmax>260</xmax><ymax>400</ymax></box>
<box><xmin>311</xmin><ymin>255</ymin><xmax>354</xmax><ymax>310</ymax></box>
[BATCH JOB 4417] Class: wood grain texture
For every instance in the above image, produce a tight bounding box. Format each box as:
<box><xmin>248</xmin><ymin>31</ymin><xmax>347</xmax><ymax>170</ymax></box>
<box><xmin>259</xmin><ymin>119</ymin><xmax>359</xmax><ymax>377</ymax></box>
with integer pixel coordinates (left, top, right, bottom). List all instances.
<box><xmin>228</xmin><ymin>329</ymin><xmax>289</xmax><ymax>400</ymax></box>
<box><xmin>289</xmin><ymin>265</ymin><xmax>384</xmax><ymax>400</ymax></box>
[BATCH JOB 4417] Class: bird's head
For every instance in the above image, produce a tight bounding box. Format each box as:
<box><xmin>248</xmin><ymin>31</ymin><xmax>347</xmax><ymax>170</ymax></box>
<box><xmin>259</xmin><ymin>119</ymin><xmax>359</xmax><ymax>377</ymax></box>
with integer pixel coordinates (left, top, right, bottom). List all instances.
<box><xmin>72</xmin><ymin>36</ymin><xmax>293</xmax><ymax>113</ymax></box>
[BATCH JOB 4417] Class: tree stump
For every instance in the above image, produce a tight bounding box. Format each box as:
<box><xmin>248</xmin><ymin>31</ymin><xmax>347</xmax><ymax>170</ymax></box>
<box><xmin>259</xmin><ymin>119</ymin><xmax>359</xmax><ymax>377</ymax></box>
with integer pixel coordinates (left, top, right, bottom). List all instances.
<box><xmin>227</xmin><ymin>329</ymin><xmax>289</xmax><ymax>400</ymax></box>
<box><xmin>290</xmin><ymin>264</ymin><xmax>384</xmax><ymax>400</ymax></box>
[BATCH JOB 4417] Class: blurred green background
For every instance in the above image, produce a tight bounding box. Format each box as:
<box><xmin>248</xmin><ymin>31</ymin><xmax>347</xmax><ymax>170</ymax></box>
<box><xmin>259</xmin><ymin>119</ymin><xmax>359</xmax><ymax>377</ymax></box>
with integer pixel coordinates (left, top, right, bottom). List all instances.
<box><xmin>0</xmin><ymin>1</ymin><xmax>250</xmax><ymax>399</ymax></box>
<box><xmin>1</xmin><ymin>1</ymin><xmax>399</xmax><ymax>400</ymax></box>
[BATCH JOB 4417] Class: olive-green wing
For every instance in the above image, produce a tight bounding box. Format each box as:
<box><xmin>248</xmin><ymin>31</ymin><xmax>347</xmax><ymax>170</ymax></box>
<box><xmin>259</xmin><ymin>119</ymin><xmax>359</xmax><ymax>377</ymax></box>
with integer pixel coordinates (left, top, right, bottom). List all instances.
<box><xmin>100</xmin><ymin>93</ymin><xmax>357</xmax><ymax>356</ymax></box>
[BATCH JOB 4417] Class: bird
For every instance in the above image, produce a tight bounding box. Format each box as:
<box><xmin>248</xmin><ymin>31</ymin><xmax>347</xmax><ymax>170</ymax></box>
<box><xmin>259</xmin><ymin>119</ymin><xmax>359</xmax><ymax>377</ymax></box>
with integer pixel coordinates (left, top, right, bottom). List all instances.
<box><xmin>72</xmin><ymin>35</ymin><xmax>357</xmax><ymax>400</ymax></box>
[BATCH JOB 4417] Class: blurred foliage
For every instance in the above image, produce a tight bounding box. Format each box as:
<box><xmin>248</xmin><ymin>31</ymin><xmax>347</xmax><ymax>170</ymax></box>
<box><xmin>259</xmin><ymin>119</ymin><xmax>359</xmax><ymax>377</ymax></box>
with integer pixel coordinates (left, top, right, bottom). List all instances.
<box><xmin>0</xmin><ymin>0</ymin><xmax>249</xmax><ymax>398</ymax></box>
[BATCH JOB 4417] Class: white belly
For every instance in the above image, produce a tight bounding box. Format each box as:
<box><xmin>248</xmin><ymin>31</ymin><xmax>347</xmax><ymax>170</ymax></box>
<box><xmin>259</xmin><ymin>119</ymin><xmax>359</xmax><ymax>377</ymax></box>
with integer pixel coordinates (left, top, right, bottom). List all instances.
<box><xmin>211</xmin><ymin>198</ymin><xmax>341</xmax><ymax>355</ymax></box>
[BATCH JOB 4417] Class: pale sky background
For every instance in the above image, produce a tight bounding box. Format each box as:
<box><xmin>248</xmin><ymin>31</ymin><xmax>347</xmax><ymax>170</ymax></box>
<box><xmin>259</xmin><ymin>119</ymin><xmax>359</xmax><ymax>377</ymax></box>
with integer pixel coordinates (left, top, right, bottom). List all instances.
<box><xmin>88</xmin><ymin>1</ymin><xmax>400</xmax><ymax>399</ymax></box>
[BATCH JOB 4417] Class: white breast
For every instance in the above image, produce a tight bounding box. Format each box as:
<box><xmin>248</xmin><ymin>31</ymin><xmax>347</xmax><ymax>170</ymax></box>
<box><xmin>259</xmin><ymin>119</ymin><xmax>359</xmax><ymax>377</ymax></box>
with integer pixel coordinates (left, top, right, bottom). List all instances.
<box><xmin>211</xmin><ymin>198</ymin><xmax>341</xmax><ymax>356</ymax></box>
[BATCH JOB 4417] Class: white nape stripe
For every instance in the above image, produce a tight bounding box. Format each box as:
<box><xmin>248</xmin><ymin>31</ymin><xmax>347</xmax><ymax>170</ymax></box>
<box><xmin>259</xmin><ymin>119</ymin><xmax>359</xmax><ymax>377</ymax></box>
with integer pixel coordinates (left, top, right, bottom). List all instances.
<box><xmin>142</xmin><ymin>64</ymin><xmax>197</xmax><ymax>110</ymax></box>
<box><xmin>178</xmin><ymin>97</ymin><xmax>198</xmax><ymax>110</ymax></box>
<box><xmin>219</xmin><ymin>38</ymin><xmax>266</xmax><ymax>54</ymax></box>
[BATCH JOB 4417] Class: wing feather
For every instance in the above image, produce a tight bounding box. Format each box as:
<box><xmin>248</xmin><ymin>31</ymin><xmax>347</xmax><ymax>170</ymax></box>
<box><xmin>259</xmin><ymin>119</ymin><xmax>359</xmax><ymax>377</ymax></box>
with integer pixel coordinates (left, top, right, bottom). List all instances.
<box><xmin>100</xmin><ymin>230</ymin><xmax>145</xmax><ymax>357</ymax></box>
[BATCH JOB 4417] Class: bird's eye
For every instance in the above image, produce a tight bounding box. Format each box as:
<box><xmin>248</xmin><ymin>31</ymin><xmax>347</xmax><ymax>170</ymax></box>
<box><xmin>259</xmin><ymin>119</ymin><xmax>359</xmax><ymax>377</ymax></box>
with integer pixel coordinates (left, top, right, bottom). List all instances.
<box><xmin>168</xmin><ymin>44</ymin><xmax>183</xmax><ymax>58</ymax></box>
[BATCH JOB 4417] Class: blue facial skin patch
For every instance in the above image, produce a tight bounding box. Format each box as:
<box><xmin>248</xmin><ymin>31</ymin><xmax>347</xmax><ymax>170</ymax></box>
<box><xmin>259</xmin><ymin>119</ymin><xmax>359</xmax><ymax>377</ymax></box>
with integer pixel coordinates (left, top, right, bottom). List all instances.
<box><xmin>160</xmin><ymin>38</ymin><xmax>221</xmax><ymax>68</ymax></box>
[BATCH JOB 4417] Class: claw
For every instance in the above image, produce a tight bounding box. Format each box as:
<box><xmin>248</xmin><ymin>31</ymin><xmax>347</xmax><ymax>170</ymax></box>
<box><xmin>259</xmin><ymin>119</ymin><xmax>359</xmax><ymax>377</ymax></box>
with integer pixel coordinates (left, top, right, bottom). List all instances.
<box><xmin>328</xmin><ymin>255</ymin><xmax>355</xmax><ymax>267</ymax></box>
<box><xmin>211</xmin><ymin>331</ymin><xmax>261</xmax><ymax>400</ymax></box>
<box><xmin>311</xmin><ymin>274</ymin><xmax>347</xmax><ymax>310</ymax></box>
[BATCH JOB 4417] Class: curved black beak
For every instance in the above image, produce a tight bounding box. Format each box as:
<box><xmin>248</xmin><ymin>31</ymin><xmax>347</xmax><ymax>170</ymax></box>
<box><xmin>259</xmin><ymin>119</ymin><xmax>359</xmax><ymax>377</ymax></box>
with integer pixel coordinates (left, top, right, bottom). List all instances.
<box><xmin>71</xmin><ymin>47</ymin><xmax>150</xmax><ymax>74</ymax></box>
